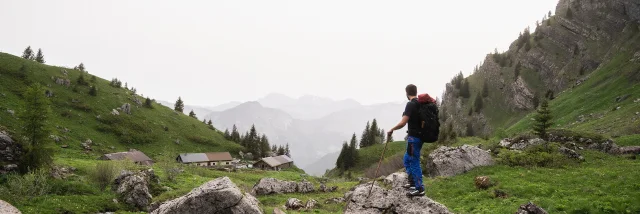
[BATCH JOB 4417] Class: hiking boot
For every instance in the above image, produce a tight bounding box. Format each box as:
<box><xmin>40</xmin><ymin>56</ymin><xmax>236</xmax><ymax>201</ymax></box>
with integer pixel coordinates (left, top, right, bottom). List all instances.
<box><xmin>406</xmin><ymin>189</ymin><xmax>425</xmax><ymax>197</ymax></box>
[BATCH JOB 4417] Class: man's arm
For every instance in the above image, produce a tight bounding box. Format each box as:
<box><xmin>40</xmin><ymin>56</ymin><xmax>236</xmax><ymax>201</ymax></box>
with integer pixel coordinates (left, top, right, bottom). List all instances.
<box><xmin>387</xmin><ymin>115</ymin><xmax>409</xmax><ymax>135</ymax></box>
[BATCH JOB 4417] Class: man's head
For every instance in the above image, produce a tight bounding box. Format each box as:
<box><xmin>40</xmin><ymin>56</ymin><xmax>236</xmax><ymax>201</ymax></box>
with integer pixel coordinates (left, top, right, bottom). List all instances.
<box><xmin>405</xmin><ymin>84</ymin><xmax>417</xmax><ymax>100</ymax></box>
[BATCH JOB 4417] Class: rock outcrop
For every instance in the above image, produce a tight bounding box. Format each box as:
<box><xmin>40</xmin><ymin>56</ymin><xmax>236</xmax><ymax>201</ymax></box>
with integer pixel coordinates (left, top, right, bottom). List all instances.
<box><xmin>151</xmin><ymin>177</ymin><xmax>262</xmax><ymax>214</ymax></box>
<box><xmin>344</xmin><ymin>172</ymin><xmax>451</xmax><ymax>214</ymax></box>
<box><xmin>516</xmin><ymin>202</ymin><xmax>549</xmax><ymax>214</ymax></box>
<box><xmin>251</xmin><ymin>178</ymin><xmax>315</xmax><ymax>196</ymax></box>
<box><xmin>0</xmin><ymin>131</ymin><xmax>21</xmax><ymax>174</ymax></box>
<box><xmin>285</xmin><ymin>198</ymin><xmax>303</xmax><ymax>210</ymax></box>
<box><xmin>426</xmin><ymin>145</ymin><xmax>495</xmax><ymax>178</ymax></box>
<box><xmin>113</xmin><ymin>171</ymin><xmax>152</xmax><ymax>211</ymax></box>
<box><xmin>0</xmin><ymin>200</ymin><xmax>21</xmax><ymax>214</ymax></box>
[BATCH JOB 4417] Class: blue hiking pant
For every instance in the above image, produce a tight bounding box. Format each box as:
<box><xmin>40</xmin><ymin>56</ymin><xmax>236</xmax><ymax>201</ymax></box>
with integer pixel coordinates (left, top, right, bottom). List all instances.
<box><xmin>403</xmin><ymin>136</ymin><xmax>424</xmax><ymax>191</ymax></box>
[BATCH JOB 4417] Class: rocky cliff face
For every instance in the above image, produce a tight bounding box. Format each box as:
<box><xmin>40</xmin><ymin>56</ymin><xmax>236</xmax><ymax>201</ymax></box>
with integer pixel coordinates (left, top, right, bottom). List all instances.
<box><xmin>441</xmin><ymin>0</ymin><xmax>640</xmax><ymax>136</ymax></box>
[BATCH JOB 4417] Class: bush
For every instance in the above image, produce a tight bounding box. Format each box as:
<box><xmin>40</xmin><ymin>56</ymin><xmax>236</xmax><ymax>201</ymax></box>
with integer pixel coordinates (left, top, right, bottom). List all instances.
<box><xmin>497</xmin><ymin>143</ymin><xmax>574</xmax><ymax>168</ymax></box>
<box><xmin>91</xmin><ymin>161</ymin><xmax>119</xmax><ymax>191</ymax></box>
<box><xmin>364</xmin><ymin>153</ymin><xmax>404</xmax><ymax>179</ymax></box>
<box><xmin>0</xmin><ymin>168</ymin><xmax>51</xmax><ymax>202</ymax></box>
<box><xmin>50</xmin><ymin>179</ymin><xmax>99</xmax><ymax>195</ymax></box>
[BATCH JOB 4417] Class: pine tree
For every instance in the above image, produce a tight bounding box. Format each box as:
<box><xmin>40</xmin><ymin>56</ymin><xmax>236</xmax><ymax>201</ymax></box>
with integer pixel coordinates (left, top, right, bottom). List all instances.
<box><xmin>474</xmin><ymin>93</ymin><xmax>483</xmax><ymax>113</ymax></box>
<box><xmin>77</xmin><ymin>63</ymin><xmax>85</xmax><ymax>72</ymax></box>
<box><xmin>89</xmin><ymin>85</ymin><xmax>97</xmax><ymax>96</ymax></box>
<box><xmin>144</xmin><ymin>97</ymin><xmax>153</xmax><ymax>108</ymax></box>
<box><xmin>346</xmin><ymin>135</ymin><xmax>358</xmax><ymax>169</ymax></box>
<box><xmin>207</xmin><ymin>120</ymin><xmax>213</xmax><ymax>128</ymax></box>
<box><xmin>369</xmin><ymin>119</ymin><xmax>379</xmax><ymax>146</ymax></box>
<box><xmin>277</xmin><ymin>146</ymin><xmax>286</xmax><ymax>156</ymax></box>
<box><xmin>231</xmin><ymin>125</ymin><xmax>241</xmax><ymax>143</ymax></box>
<box><xmin>532</xmin><ymin>91</ymin><xmax>541</xmax><ymax>108</ymax></box>
<box><xmin>482</xmin><ymin>79</ymin><xmax>489</xmax><ymax>98</ymax></box>
<box><xmin>533</xmin><ymin>99</ymin><xmax>553</xmax><ymax>139</ymax></box>
<box><xmin>189</xmin><ymin>110</ymin><xmax>197</xmax><ymax>118</ymax></box>
<box><xmin>35</xmin><ymin>49</ymin><xmax>45</xmax><ymax>63</ymax></box>
<box><xmin>19</xmin><ymin>83</ymin><xmax>54</xmax><ymax>173</ymax></box>
<box><xmin>271</xmin><ymin>145</ymin><xmax>277</xmax><ymax>154</ymax></box>
<box><xmin>285</xmin><ymin>143</ymin><xmax>291</xmax><ymax>157</ymax></box>
<box><xmin>359</xmin><ymin>121</ymin><xmax>371</xmax><ymax>148</ymax></box>
<box><xmin>380</xmin><ymin>129</ymin><xmax>385</xmax><ymax>143</ymax></box>
<box><xmin>260</xmin><ymin>134</ymin><xmax>271</xmax><ymax>158</ymax></box>
<box><xmin>22</xmin><ymin>46</ymin><xmax>34</xmax><ymax>60</ymax></box>
<box><xmin>174</xmin><ymin>97</ymin><xmax>184</xmax><ymax>113</ymax></box>
<box><xmin>224</xmin><ymin>129</ymin><xmax>231</xmax><ymax>140</ymax></box>
<box><xmin>466</xmin><ymin>122</ymin><xmax>474</xmax><ymax>137</ymax></box>
<box><xmin>77</xmin><ymin>73</ymin><xmax>88</xmax><ymax>86</ymax></box>
<box><xmin>460</xmin><ymin>79</ymin><xmax>471</xmax><ymax>98</ymax></box>
<box><xmin>336</xmin><ymin>142</ymin><xmax>348</xmax><ymax>169</ymax></box>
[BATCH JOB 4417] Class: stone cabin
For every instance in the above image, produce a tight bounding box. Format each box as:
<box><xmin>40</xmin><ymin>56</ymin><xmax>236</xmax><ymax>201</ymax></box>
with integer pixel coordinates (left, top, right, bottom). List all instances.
<box><xmin>98</xmin><ymin>150</ymin><xmax>154</xmax><ymax>166</ymax></box>
<box><xmin>253</xmin><ymin>155</ymin><xmax>294</xmax><ymax>171</ymax></box>
<box><xmin>176</xmin><ymin>152</ymin><xmax>233</xmax><ymax>167</ymax></box>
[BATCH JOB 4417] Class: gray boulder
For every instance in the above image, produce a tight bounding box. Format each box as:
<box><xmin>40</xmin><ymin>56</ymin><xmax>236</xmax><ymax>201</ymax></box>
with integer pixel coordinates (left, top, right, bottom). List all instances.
<box><xmin>122</xmin><ymin>103</ymin><xmax>132</xmax><ymax>114</ymax></box>
<box><xmin>0</xmin><ymin>131</ymin><xmax>21</xmax><ymax>172</ymax></box>
<box><xmin>0</xmin><ymin>200</ymin><xmax>21</xmax><ymax>214</ymax></box>
<box><xmin>344</xmin><ymin>172</ymin><xmax>451</xmax><ymax>214</ymax></box>
<box><xmin>151</xmin><ymin>177</ymin><xmax>262</xmax><ymax>214</ymax></box>
<box><xmin>113</xmin><ymin>171</ymin><xmax>152</xmax><ymax>211</ymax></box>
<box><xmin>499</xmin><ymin>138</ymin><xmax>513</xmax><ymax>147</ymax></box>
<box><xmin>325</xmin><ymin>197</ymin><xmax>345</xmax><ymax>204</ymax></box>
<box><xmin>516</xmin><ymin>202</ymin><xmax>548</xmax><ymax>214</ymax></box>
<box><xmin>426</xmin><ymin>145</ymin><xmax>495</xmax><ymax>178</ymax></box>
<box><xmin>285</xmin><ymin>198</ymin><xmax>303</xmax><ymax>210</ymax></box>
<box><xmin>559</xmin><ymin>147</ymin><xmax>584</xmax><ymax>161</ymax></box>
<box><xmin>251</xmin><ymin>178</ymin><xmax>312</xmax><ymax>196</ymax></box>
<box><xmin>616</xmin><ymin>146</ymin><xmax>640</xmax><ymax>155</ymax></box>
<box><xmin>304</xmin><ymin>199</ymin><xmax>317</xmax><ymax>210</ymax></box>
<box><xmin>510</xmin><ymin>138</ymin><xmax>545</xmax><ymax>150</ymax></box>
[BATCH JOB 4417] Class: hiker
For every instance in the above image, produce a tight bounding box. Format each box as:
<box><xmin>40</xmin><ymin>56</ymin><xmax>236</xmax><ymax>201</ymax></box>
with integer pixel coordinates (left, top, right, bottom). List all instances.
<box><xmin>387</xmin><ymin>84</ymin><xmax>439</xmax><ymax>197</ymax></box>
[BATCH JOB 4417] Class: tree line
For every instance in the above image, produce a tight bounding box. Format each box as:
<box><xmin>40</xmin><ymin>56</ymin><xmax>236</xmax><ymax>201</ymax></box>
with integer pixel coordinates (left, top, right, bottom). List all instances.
<box><xmin>223</xmin><ymin>124</ymin><xmax>290</xmax><ymax>161</ymax></box>
<box><xmin>335</xmin><ymin>118</ymin><xmax>391</xmax><ymax>171</ymax></box>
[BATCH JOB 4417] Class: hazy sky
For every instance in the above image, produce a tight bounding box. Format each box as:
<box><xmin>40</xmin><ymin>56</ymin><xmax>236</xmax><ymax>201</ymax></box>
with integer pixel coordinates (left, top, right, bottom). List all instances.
<box><xmin>1</xmin><ymin>0</ymin><xmax>558</xmax><ymax>106</ymax></box>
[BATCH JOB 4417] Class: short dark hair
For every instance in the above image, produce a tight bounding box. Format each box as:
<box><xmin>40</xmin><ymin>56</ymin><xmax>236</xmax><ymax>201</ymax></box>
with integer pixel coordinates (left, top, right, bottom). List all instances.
<box><xmin>405</xmin><ymin>84</ymin><xmax>417</xmax><ymax>96</ymax></box>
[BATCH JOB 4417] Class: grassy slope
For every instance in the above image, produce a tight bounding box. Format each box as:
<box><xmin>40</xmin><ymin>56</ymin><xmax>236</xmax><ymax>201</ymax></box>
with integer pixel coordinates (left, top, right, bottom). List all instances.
<box><xmin>506</xmin><ymin>36</ymin><xmax>640</xmax><ymax>137</ymax></box>
<box><xmin>0</xmin><ymin>52</ymin><xmax>243</xmax><ymax>162</ymax></box>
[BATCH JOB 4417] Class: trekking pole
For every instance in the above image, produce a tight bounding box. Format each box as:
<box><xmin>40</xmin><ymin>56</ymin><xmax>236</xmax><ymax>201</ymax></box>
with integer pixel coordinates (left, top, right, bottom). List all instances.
<box><xmin>367</xmin><ymin>133</ymin><xmax>393</xmax><ymax>198</ymax></box>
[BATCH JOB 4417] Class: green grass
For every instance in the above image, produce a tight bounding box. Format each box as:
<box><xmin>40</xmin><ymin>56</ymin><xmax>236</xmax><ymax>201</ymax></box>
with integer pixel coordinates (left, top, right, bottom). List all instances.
<box><xmin>425</xmin><ymin>150</ymin><xmax>640</xmax><ymax>214</ymax></box>
<box><xmin>614</xmin><ymin>134</ymin><xmax>640</xmax><ymax>147</ymax></box>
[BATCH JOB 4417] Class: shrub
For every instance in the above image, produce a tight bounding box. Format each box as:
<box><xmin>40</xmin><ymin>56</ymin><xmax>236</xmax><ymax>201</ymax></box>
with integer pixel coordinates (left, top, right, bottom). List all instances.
<box><xmin>50</xmin><ymin>179</ymin><xmax>99</xmax><ymax>195</ymax></box>
<box><xmin>91</xmin><ymin>161</ymin><xmax>119</xmax><ymax>191</ymax></box>
<box><xmin>0</xmin><ymin>168</ymin><xmax>51</xmax><ymax>202</ymax></box>
<box><xmin>497</xmin><ymin>143</ymin><xmax>574</xmax><ymax>168</ymax></box>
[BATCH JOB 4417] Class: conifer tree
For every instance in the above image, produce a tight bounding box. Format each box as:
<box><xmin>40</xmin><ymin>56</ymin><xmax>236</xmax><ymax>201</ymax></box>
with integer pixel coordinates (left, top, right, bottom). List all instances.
<box><xmin>189</xmin><ymin>110</ymin><xmax>197</xmax><ymax>118</ymax></box>
<box><xmin>277</xmin><ymin>146</ymin><xmax>286</xmax><ymax>156</ymax></box>
<box><xmin>271</xmin><ymin>145</ymin><xmax>277</xmax><ymax>154</ymax></box>
<box><xmin>380</xmin><ymin>129</ymin><xmax>385</xmax><ymax>143</ymax></box>
<box><xmin>22</xmin><ymin>46</ymin><xmax>35</xmax><ymax>60</ymax></box>
<box><xmin>359</xmin><ymin>121</ymin><xmax>371</xmax><ymax>148</ymax></box>
<box><xmin>77</xmin><ymin>73</ymin><xmax>88</xmax><ymax>86</ymax></box>
<box><xmin>35</xmin><ymin>49</ymin><xmax>45</xmax><ymax>63</ymax></box>
<box><xmin>474</xmin><ymin>93</ymin><xmax>483</xmax><ymax>113</ymax></box>
<box><xmin>19</xmin><ymin>83</ymin><xmax>54</xmax><ymax>173</ymax></box>
<box><xmin>260</xmin><ymin>134</ymin><xmax>271</xmax><ymax>158</ymax></box>
<box><xmin>460</xmin><ymin>79</ymin><xmax>471</xmax><ymax>98</ymax></box>
<box><xmin>347</xmin><ymin>133</ymin><xmax>358</xmax><ymax>169</ymax></box>
<box><xmin>207</xmin><ymin>120</ymin><xmax>213</xmax><ymax>128</ymax></box>
<box><xmin>336</xmin><ymin>142</ymin><xmax>348</xmax><ymax>169</ymax></box>
<box><xmin>285</xmin><ymin>143</ymin><xmax>291</xmax><ymax>157</ymax></box>
<box><xmin>224</xmin><ymin>129</ymin><xmax>231</xmax><ymax>140</ymax></box>
<box><xmin>89</xmin><ymin>85</ymin><xmax>97</xmax><ymax>96</ymax></box>
<box><xmin>231</xmin><ymin>125</ymin><xmax>241</xmax><ymax>143</ymax></box>
<box><xmin>532</xmin><ymin>91</ymin><xmax>541</xmax><ymax>108</ymax></box>
<box><xmin>174</xmin><ymin>97</ymin><xmax>184</xmax><ymax>113</ymax></box>
<box><xmin>77</xmin><ymin>63</ymin><xmax>85</xmax><ymax>72</ymax></box>
<box><xmin>144</xmin><ymin>97</ymin><xmax>153</xmax><ymax>108</ymax></box>
<box><xmin>533</xmin><ymin>99</ymin><xmax>553</xmax><ymax>139</ymax></box>
<box><xmin>369</xmin><ymin>119</ymin><xmax>379</xmax><ymax>146</ymax></box>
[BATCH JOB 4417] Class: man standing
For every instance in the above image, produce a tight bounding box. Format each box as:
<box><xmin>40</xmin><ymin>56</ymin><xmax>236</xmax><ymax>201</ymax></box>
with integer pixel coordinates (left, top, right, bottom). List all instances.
<box><xmin>387</xmin><ymin>84</ymin><xmax>425</xmax><ymax>197</ymax></box>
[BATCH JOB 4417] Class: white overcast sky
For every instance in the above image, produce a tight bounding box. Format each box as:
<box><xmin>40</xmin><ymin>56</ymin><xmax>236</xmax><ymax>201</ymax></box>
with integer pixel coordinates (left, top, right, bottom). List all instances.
<box><xmin>1</xmin><ymin>0</ymin><xmax>558</xmax><ymax>106</ymax></box>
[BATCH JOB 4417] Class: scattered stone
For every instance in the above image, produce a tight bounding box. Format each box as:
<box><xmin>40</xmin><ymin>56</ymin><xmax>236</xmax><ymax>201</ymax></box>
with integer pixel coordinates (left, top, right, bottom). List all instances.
<box><xmin>6</xmin><ymin>109</ymin><xmax>14</xmax><ymax>116</ymax></box>
<box><xmin>474</xmin><ymin>176</ymin><xmax>492</xmax><ymax>190</ymax></box>
<box><xmin>510</xmin><ymin>138</ymin><xmax>546</xmax><ymax>150</ymax></box>
<box><xmin>0</xmin><ymin>200</ymin><xmax>21</xmax><ymax>214</ymax></box>
<box><xmin>613</xmin><ymin>106</ymin><xmax>621</xmax><ymax>111</ymax></box>
<box><xmin>617</xmin><ymin>146</ymin><xmax>640</xmax><ymax>155</ymax></box>
<box><xmin>304</xmin><ymin>199</ymin><xmax>317</xmax><ymax>210</ymax></box>
<box><xmin>344</xmin><ymin>172</ymin><xmax>452</xmax><ymax>214</ymax></box>
<box><xmin>113</xmin><ymin>171</ymin><xmax>152</xmax><ymax>212</ymax></box>
<box><xmin>61</xmin><ymin>145</ymin><xmax>69</xmax><ymax>148</ymax></box>
<box><xmin>45</xmin><ymin>90</ymin><xmax>54</xmax><ymax>98</ymax></box>
<box><xmin>319</xmin><ymin>183</ymin><xmax>326</xmax><ymax>192</ymax></box>
<box><xmin>426</xmin><ymin>145</ymin><xmax>495</xmax><ymax>178</ymax></box>
<box><xmin>0</xmin><ymin>131</ymin><xmax>21</xmax><ymax>165</ymax></box>
<box><xmin>328</xmin><ymin>186</ymin><xmax>338</xmax><ymax>192</ymax></box>
<box><xmin>121</xmin><ymin>103</ymin><xmax>132</xmax><ymax>114</ymax></box>
<box><xmin>109</xmin><ymin>146</ymin><xmax>115</xmax><ymax>150</ymax></box>
<box><xmin>325</xmin><ymin>197</ymin><xmax>345</xmax><ymax>204</ymax></box>
<box><xmin>494</xmin><ymin>189</ymin><xmax>508</xmax><ymax>198</ymax></box>
<box><xmin>636</xmin><ymin>112</ymin><xmax>639</xmax><ymax>115</ymax></box>
<box><xmin>174</xmin><ymin>139</ymin><xmax>180</xmax><ymax>144</ymax></box>
<box><xmin>273</xmin><ymin>207</ymin><xmax>287</xmax><ymax>214</ymax></box>
<box><xmin>635</xmin><ymin>98</ymin><xmax>640</xmax><ymax>103</ymax></box>
<box><xmin>251</xmin><ymin>178</ymin><xmax>314</xmax><ymax>196</ymax></box>
<box><xmin>516</xmin><ymin>202</ymin><xmax>548</xmax><ymax>214</ymax></box>
<box><xmin>49</xmin><ymin>135</ymin><xmax>61</xmax><ymax>143</ymax></box>
<box><xmin>63</xmin><ymin>128</ymin><xmax>70</xmax><ymax>133</ymax></box>
<box><xmin>82</xmin><ymin>139</ymin><xmax>93</xmax><ymax>151</ymax></box>
<box><xmin>132</xmin><ymin>97</ymin><xmax>142</xmax><ymax>106</ymax></box>
<box><xmin>559</xmin><ymin>147</ymin><xmax>584</xmax><ymax>161</ymax></box>
<box><xmin>3</xmin><ymin>164</ymin><xmax>18</xmax><ymax>172</ymax></box>
<box><xmin>50</xmin><ymin>165</ymin><xmax>76</xmax><ymax>179</ymax></box>
<box><xmin>111</xmin><ymin>109</ymin><xmax>120</xmax><ymax>116</ymax></box>
<box><xmin>615</xmin><ymin>95</ymin><xmax>630</xmax><ymax>103</ymax></box>
<box><xmin>384</xmin><ymin>172</ymin><xmax>409</xmax><ymax>188</ymax></box>
<box><xmin>499</xmin><ymin>139</ymin><xmax>513</xmax><ymax>147</ymax></box>
<box><xmin>285</xmin><ymin>198</ymin><xmax>303</xmax><ymax>210</ymax></box>
<box><xmin>151</xmin><ymin>177</ymin><xmax>261</xmax><ymax>214</ymax></box>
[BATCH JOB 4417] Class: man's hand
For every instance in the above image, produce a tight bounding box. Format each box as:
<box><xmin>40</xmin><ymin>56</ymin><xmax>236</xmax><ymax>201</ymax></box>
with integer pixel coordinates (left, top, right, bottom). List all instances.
<box><xmin>387</xmin><ymin>129</ymin><xmax>394</xmax><ymax>137</ymax></box>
